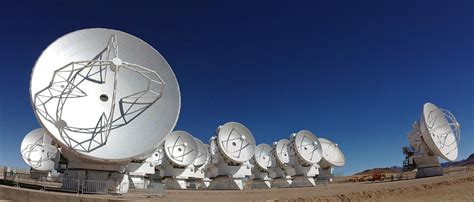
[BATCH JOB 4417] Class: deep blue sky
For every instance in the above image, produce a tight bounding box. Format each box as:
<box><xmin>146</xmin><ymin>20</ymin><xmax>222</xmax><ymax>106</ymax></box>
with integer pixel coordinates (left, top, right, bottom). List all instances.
<box><xmin>0</xmin><ymin>1</ymin><xmax>472</xmax><ymax>175</ymax></box>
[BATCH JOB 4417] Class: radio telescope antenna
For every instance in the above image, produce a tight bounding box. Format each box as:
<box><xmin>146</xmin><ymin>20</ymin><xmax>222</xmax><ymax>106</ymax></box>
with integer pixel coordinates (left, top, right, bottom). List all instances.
<box><xmin>251</xmin><ymin>143</ymin><xmax>275</xmax><ymax>189</ymax></box>
<box><xmin>254</xmin><ymin>144</ymin><xmax>272</xmax><ymax>170</ymax></box>
<box><xmin>274</xmin><ymin>139</ymin><xmax>291</xmax><ymax>166</ymax></box>
<box><xmin>318</xmin><ymin>137</ymin><xmax>345</xmax><ymax>183</ymax></box>
<box><xmin>208</xmin><ymin>122</ymin><xmax>256</xmax><ymax>190</ymax></box>
<box><xmin>20</xmin><ymin>128</ymin><xmax>58</xmax><ymax>171</ymax></box>
<box><xmin>271</xmin><ymin>139</ymin><xmax>295</xmax><ymax>188</ymax></box>
<box><xmin>191</xmin><ymin>138</ymin><xmax>212</xmax><ymax>189</ymax></box>
<box><xmin>163</xmin><ymin>131</ymin><xmax>198</xmax><ymax>167</ymax></box>
<box><xmin>216</xmin><ymin>122</ymin><xmax>256</xmax><ymax>163</ymax></box>
<box><xmin>154</xmin><ymin>130</ymin><xmax>201</xmax><ymax>189</ymax></box>
<box><xmin>292</xmin><ymin>130</ymin><xmax>323</xmax><ymax>165</ymax></box>
<box><xmin>319</xmin><ymin>138</ymin><xmax>345</xmax><ymax>168</ymax></box>
<box><xmin>29</xmin><ymin>28</ymin><xmax>180</xmax><ymax>162</ymax></box>
<box><xmin>289</xmin><ymin>130</ymin><xmax>322</xmax><ymax>187</ymax></box>
<box><xmin>402</xmin><ymin>102</ymin><xmax>461</xmax><ymax>178</ymax></box>
<box><xmin>29</xmin><ymin>28</ymin><xmax>180</xmax><ymax>194</ymax></box>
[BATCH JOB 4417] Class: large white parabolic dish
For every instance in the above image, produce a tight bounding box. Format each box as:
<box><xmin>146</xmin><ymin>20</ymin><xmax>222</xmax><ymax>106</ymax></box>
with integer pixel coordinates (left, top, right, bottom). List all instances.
<box><xmin>318</xmin><ymin>138</ymin><xmax>345</xmax><ymax>168</ymax></box>
<box><xmin>29</xmin><ymin>28</ymin><xmax>181</xmax><ymax>162</ymax></box>
<box><xmin>164</xmin><ymin>131</ymin><xmax>198</xmax><ymax>167</ymax></box>
<box><xmin>193</xmin><ymin>137</ymin><xmax>210</xmax><ymax>167</ymax></box>
<box><xmin>274</xmin><ymin>139</ymin><xmax>291</xmax><ymax>165</ymax></box>
<box><xmin>20</xmin><ymin>128</ymin><xmax>58</xmax><ymax>171</ymax></box>
<box><xmin>217</xmin><ymin>122</ymin><xmax>256</xmax><ymax>163</ymax></box>
<box><xmin>292</xmin><ymin>130</ymin><xmax>322</xmax><ymax>164</ymax></box>
<box><xmin>420</xmin><ymin>103</ymin><xmax>460</xmax><ymax>161</ymax></box>
<box><xmin>254</xmin><ymin>144</ymin><xmax>272</xmax><ymax>170</ymax></box>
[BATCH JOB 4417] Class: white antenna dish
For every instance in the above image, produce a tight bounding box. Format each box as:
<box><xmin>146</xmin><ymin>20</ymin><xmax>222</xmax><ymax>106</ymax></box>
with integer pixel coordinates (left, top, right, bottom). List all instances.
<box><xmin>291</xmin><ymin>130</ymin><xmax>322</xmax><ymax>164</ymax></box>
<box><xmin>254</xmin><ymin>144</ymin><xmax>272</xmax><ymax>170</ymax></box>
<box><xmin>318</xmin><ymin>138</ymin><xmax>345</xmax><ymax>167</ymax></box>
<box><xmin>421</xmin><ymin>103</ymin><xmax>460</xmax><ymax>161</ymax></box>
<box><xmin>402</xmin><ymin>102</ymin><xmax>461</xmax><ymax>178</ymax></box>
<box><xmin>217</xmin><ymin>122</ymin><xmax>256</xmax><ymax>163</ymax></box>
<box><xmin>164</xmin><ymin>131</ymin><xmax>198</xmax><ymax>167</ymax></box>
<box><xmin>29</xmin><ymin>28</ymin><xmax>180</xmax><ymax>162</ymax></box>
<box><xmin>193</xmin><ymin>137</ymin><xmax>209</xmax><ymax>167</ymax></box>
<box><xmin>274</xmin><ymin>139</ymin><xmax>291</xmax><ymax>165</ymax></box>
<box><xmin>20</xmin><ymin>128</ymin><xmax>58</xmax><ymax>171</ymax></box>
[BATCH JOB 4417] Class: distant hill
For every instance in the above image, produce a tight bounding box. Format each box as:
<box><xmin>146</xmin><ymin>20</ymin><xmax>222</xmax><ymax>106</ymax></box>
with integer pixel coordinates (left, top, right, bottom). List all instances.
<box><xmin>352</xmin><ymin>153</ymin><xmax>474</xmax><ymax>176</ymax></box>
<box><xmin>353</xmin><ymin>166</ymin><xmax>402</xmax><ymax>176</ymax></box>
<box><xmin>441</xmin><ymin>154</ymin><xmax>474</xmax><ymax>168</ymax></box>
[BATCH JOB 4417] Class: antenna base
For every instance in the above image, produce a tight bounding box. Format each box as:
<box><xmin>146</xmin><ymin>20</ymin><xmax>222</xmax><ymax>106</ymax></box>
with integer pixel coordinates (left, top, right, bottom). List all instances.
<box><xmin>208</xmin><ymin>176</ymin><xmax>249</xmax><ymax>190</ymax></box>
<box><xmin>291</xmin><ymin>176</ymin><xmax>316</xmax><ymax>187</ymax></box>
<box><xmin>317</xmin><ymin>167</ymin><xmax>334</xmax><ymax>183</ymax></box>
<box><xmin>272</xmin><ymin>178</ymin><xmax>292</xmax><ymax>188</ymax></box>
<box><xmin>415</xmin><ymin>166</ymin><xmax>444</xmax><ymax>178</ymax></box>
<box><xmin>251</xmin><ymin>179</ymin><xmax>272</xmax><ymax>189</ymax></box>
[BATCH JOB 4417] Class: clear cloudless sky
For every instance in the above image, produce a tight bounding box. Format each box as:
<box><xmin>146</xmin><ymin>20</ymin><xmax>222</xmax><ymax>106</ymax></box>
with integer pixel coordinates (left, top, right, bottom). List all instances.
<box><xmin>0</xmin><ymin>0</ymin><xmax>472</xmax><ymax>175</ymax></box>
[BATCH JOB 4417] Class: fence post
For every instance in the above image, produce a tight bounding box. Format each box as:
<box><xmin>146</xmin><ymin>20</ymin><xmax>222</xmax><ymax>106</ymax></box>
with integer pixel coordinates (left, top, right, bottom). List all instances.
<box><xmin>76</xmin><ymin>180</ymin><xmax>80</xmax><ymax>195</ymax></box>
<box><xmin>14</xmin><ymin>172</ymin><xmax>19</xmax><ymax>187</ymax></box>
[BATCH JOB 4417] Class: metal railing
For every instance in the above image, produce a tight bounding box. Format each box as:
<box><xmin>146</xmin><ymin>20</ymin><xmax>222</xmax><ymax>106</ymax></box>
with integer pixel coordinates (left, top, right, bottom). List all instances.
<box><xmin>1</xmin><ymin>167</ymin><xmax>166</xmax><ymax>196</ymax></box>
<box><xmin>82</xmin><ymin>180</ymin><xmax>117</xmax><ymax>194</ymax></box>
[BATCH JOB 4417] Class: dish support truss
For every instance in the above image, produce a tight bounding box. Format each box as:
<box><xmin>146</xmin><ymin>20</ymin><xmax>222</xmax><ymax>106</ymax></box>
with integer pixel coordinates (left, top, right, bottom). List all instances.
<box><xmin>166</xmin><ymin>136</ymin><xmax>196</xmax><ymax>165</ymax></box>
<box><xmin>295</xmin><ymin>135</ymin><xmax>320</xmax><ymax>164</ymax></box>
<box><xmin>220</xmin><ymin>127</ymin><xmax>253</xmax><ymax>161</ymax></box>
<box><xmin>425</xmin><ymin>108</ymin><xmax>460</xmax><ymax>156</ymax></box>
<box><xmin>33</xmin><ymin>35</ymin><xmax>166</xmax><ymax>152</ymax></box>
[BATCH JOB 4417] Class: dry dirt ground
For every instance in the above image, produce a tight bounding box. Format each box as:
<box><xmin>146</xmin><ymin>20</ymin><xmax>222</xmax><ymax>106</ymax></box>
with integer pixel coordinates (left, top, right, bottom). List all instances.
<box><xmin>1</xmin><ymin>171</ymin><xmax>473</xmax><ymax>201</ymax></box>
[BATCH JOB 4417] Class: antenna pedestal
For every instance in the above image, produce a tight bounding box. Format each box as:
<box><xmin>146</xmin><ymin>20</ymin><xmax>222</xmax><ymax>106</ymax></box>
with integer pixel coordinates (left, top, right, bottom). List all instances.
<box><xmin>154</xmin><ymin>159</ymin><xmax>197</xmax><ymax>190</ymax></box>
<box><xmin>317</xmin><ymin>167</ymin><xmax>334</xmax><ymax>183</ymax></box>
<box><xmin>159</xmin><ymin>165</ymin><xmax>206</xmax><ymax>190</ymax></box>
<box><xmin>208</xmin><ymin>176</ymin><xmax>250</xmax><ymax>190</ymax></box>
<box><xmin>58</xmin><ymin>150</ymin><xmax>130</xmax><ymax>194</ymax></box>
<box><xmin>272</xmin><ymin>166</ymin><xmax>295</xmax><ymax>188</ymax></box>
<box><xmin>187</xmin><ymin>177</ymin><xmax>211</xmax><ymax>189</ymax></box>
<box><xmin>251</xmin><ymin>169</ymin><xmax>275</xmax><ymax>189</ymax></box>
<box><xmin>292</xmin><ymin>176</ymin><xmax>316</xmax><ymax>187</ymax></box>
<box><xmin>416</xmin><ymin>166</ymin><xmax>443</xmax><ymax>178</ymax></box>
<box><xmin>62</xmin><ymin>169</ymin><xmax>129</xmax><ymax>194</ymax></box>
<box><xmin>162</xmin><ymin>178</ymin><xmax>187</xmax><ymax>189</ymax></box>
<box><xmin>251</xmin><ymin>179</ymin><xmax>272</xmax><ymax>189</ymax></box>
<box><xmin>291</xmin><ymin>163</ymin><xmax>319</xmax><ymax>187</ymax></box>
<box><xmin>272</xmin><ymin>176</ymin><xmax>293</xmax><ymax>188</ymax></box>
<box><xmin>208</xmin><ymin>137</ymin><xmax>253</xmax><ymax>190</ymax></box>
<box><xmin>289</xmin><ymin>158</ymin><xmax>320</xmax><ymax>187</ymax></box>
<box><xmin>187</xmin><ymin>167</ymin><xmax>210</xmax><ymax>189</ymax></box>
<box><xmin>29</xmin><ymin>169</ymin><xmax>53</xmax><ymax>181</ymax></box>
<box><xmin>127</xmin><ymin>158</ymin><xmax>157</xmax><ymax>189</ymax></box>
<box><xmin>154</xmin><ymin>157</ymin><xmax>208</xmax><ymax>190</ymax></box>
<box><xmin>406</xmin><ymin>122</ymin><xmax>445</xmax><ymax>178</ymax></box>
<box><xmin>411</xmin><ymin>146</ymin><xmax>443</xmax><ymax>178</ymax></box>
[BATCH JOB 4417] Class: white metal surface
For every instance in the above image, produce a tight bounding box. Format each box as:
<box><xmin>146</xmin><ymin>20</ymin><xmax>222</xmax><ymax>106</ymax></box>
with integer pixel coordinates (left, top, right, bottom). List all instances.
<box><xmin>254</xmin><ymin>144</ymin><xmax>272</xmax><ymax>170</ymax></box>
<box><xmin>420</xmin><ymin>103</ymin><xmax>460</xmax><ymax>161</ymax></box>
<box><xmin>318</xmin><ymin>138</ymin><xmax>345</xmax><ymax>168</ymax></box>
<box><xmin>292</xmin><ymin>130</ymin><xmax>322</xmax><ymax>164</ymax></box>
<box><xmin>274</xmin><ymin>139</ymin><xmax>291</xmax><ymax>165</ymax></box>
<box><xmin>216</xmin><ymin>122</ymin><xmax>256</xmax><ymax>163</ymax></box>
<box><xmin>193</xmin><ymin>138</ymin><xmax>210</xmax><ymax>167</ymax></box>
<box><xmin>164</xmin><ymin>131</ymin><xmax>198</xmax><ymax>167</ymax></box>
<box><xmin>30</xmin><ymin>28</ymin><xmax>181</xmax><ymax>162</ymax></box>
<box><xmin>20</xmin><ymin>128</ymin><xmax>58</xmax><ymax>171</ymax></box>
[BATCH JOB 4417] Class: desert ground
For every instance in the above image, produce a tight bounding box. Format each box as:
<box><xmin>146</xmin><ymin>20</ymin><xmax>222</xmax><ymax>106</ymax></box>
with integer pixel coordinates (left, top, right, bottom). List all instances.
<box><xmin>1</xmin><ymin>167</ymin><xmax>473</xmax><ymax>202</ymax></box>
